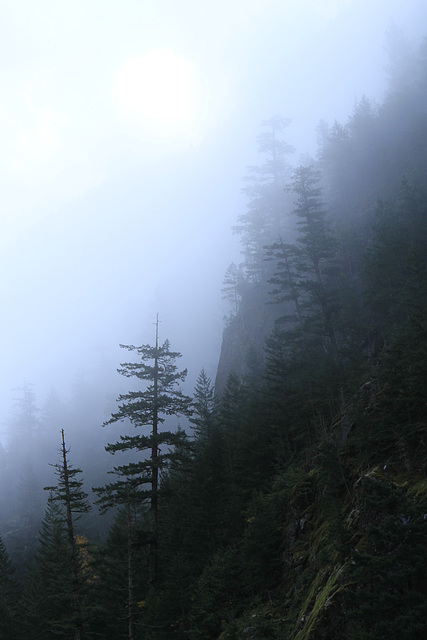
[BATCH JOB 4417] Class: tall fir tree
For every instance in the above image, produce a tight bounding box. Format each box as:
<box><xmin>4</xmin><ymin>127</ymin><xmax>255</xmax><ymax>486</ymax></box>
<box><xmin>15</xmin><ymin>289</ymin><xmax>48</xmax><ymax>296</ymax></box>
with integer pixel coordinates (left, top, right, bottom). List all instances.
<box><xmin>96</xmin><ymin>316</ymin><xmax>192</xmax><ymax>589</ymax></box>
<box><xmin>0</xmin><ymin>536</ymin><xmax>20</xmax><ymax>640</ymax></box>
<box><xmin>233</xmin><ymin>115</ymin><xmax>295</xmax><ymax>282</ymax></box>
<box><xmin>189</xmin><ymin>368</ymin><xmax>217</xmax><ymax>442</ymax></box>
<box><xmin>221</xmin><ymin>262</ymin><xmax>246</xmax><ymax>320</ymax></box>
<box><xmin>21</xmin><ymin>496</ymin><xmax>71</xmax><ymax>639</ymax></box>
<box><xmin>45</xmin><ymin>430</ymin><xmax>91</xmax><ymax>640</ymax></box>
<box><xmin>290</xmin><ymin>164</ymin><xmax>340</xmax><ymax>355</ymax></box>
<box><xmin>267</xmin><ymin>165</ymin><xmax>340</xmax><ymax>343</ymax></box>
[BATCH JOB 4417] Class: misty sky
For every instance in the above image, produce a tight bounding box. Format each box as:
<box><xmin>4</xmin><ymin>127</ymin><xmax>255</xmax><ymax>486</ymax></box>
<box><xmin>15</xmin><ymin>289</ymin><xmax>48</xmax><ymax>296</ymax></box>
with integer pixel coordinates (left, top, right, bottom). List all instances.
<box><xmin>0</xmin><ymin>0</ymin><xmax>426</xmax><ymax>435</ymax></box>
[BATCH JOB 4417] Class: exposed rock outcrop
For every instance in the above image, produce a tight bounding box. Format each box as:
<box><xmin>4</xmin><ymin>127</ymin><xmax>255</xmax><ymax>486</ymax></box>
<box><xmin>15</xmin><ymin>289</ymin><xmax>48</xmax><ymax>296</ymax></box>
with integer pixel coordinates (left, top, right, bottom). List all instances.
<box><xmin>215</xmin><ymin>287</ymin><xmax>282</xmax><ymax>394</ymax></box>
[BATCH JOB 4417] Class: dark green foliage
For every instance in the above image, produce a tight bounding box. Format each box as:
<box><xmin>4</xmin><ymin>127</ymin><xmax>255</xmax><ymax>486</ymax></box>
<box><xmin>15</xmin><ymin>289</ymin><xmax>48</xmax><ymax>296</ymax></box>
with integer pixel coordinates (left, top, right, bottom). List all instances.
<box><xmin>20</xmin><ymin>498</ymin><xmax>73</xmax><ymax>639</ymax></box>
<box><xmin>313</xmin><ymin>442</ymin><xmax>350</xmax><ymax>557</ymax></box>
<box><xmin>98</xmin><ymin>334</ymin><xmax>192</xmax><ymax>505</ymax></box>
<box><xmin>96</xmin><ymin>322</ymin><xmax>192</xmax><ymax>595</ymax></box>
<box><xmin>0</xmin><ymin>536</ymin><xmax>20</xmax><ymax>639</ymax></box>
<box><xmin>45</xmin><ymin>434</ymin><xmax>91</xmax><ymax>519</ymax></box>
<box><xmin>105</xmin><ymin>339</ymin><xmax>191</xmax><ymax>430</ymax></box>
<box><xmin>348</xmin><ymin>478</ymin><xmax>427</xmax><ymax>639</ymax></box>
<box><xmin>91</xmin><ymin>506</ymin><xmax>149</xmax><ymax>640</ymax></box>
<box><xmin>181</xmin><ymin>48</ymin><xmax>427</xmax><ymax>636</ymax></box>
<box><xmin>364</xmin><ymin>180</ymin><xmax>427</xmax><ymax>329</ymax></box>
<box><xmin>190</xmin><ymin>368</ymin><xmax>217</xmax><ymax>441</ymax></box>
<box><xmin>283</xmin><ymin>165</ymin><xmax>341</xmax><ymax>357</ymax></box>
<box><xmin>147</xmin><ymin>433</ymin><xmax>228</xmax><ymax>638</ymax></box>
<box><xmin>44</xmin><ymin>430</ymin><xmax>91</xmax><ymax>640</ymax></box>
<box><xmin>263</xmin><ymin>166</ymin><xmax>346</xmax><ymax>462</ymax></box>
<box><xmin>263</xmin><ymin>325</ymin><xmax>339</xmax><ymax>457</ymax></box>
<box><xmin>348</xmin><ymin>180</ymin><xmax>427</xmax><ymax>466</ymax></box>
<box><xmin>266</xmin><ymin>238</ymin><xmax>304</xmax><ymax>323</ymax></box>
<box><xmin>239</xmin><ymin>488</ymin><xmax>286</xmax><ymax>593</ymax></box>
<box><xmin>189</xmin><ymin>546</ymin><xmax>243</xmax><ymax>640</ymax></box>
<box><xmin>291</xmin><ymin>166</ymin><xmax>338</xmax><ymax>272</ymax></box>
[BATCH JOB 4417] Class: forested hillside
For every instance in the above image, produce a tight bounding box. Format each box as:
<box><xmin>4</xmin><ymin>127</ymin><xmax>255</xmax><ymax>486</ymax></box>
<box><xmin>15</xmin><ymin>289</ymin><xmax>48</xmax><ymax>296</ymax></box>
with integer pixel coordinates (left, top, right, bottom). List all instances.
<box><xmin>1</xmin><ymin>34</ymin><xmax>427</xmax><ymax>640</ymax></box>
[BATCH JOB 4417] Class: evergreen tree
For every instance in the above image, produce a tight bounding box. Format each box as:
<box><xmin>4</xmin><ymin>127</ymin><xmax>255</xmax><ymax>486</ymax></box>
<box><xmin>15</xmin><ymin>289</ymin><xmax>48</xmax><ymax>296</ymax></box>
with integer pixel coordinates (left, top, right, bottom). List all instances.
<box><xmin>221</xmin><ymin>262</ymin><xmax>246</xmax><ymax>319</ymax></box>
<box><xmin>290</xmin><ymin>165</ymin><xmax>340</xmax><ymax>354</ymax></box>
<box><xmin>348</xmin><ymin>478</ymin><xmax>427</xmax><ymax>639</ymax></box>
<box><xmin>97</xmin><ymin>316</ymin><xmax>192</xmax><ymax>589</ymax></box>
<box><xmin>94</xmin><ymin>480</ymin><xmax>147</xmax><ymax>640</ymax></box>
<box><xmin>45</xmin><ymin>429</ymin><xmax>91</xmax><ymax>640</ymax></box>
<box><xmin>364</xmin><ymin>180</ymin><xmax>427</xmax><ymax>332</ymax></box>
<box><xmin>21</xmin><ymin>497</ymin><xmax>71</xmax><ymax>639</ymax></box>
<box><xmin>266</xmin><ymin>237</ymin><xmax>304</xmax><ymax>324</ymax></box>
<box><xmin>189</xmin><ymin>368</ymin><xmax>217</xmax><ymax>441</ymax></box>
<box><xmin>0</xmin><ymin>536</ymin><xmax>20</xmax><ymax>640</ymax></box>
<box><xmin>234</xmin><ymin>115</ymin><xmax>295</xmax><ymax>282</ymax></box>
<box><xmin>267</xmin><ymin>165</ymin><xmax>340</xmax><ymax>354</ymax></box>
<box><xmin>92</xmin><ymin>506</ymin><xmax>148</xmax><ymax>640</ymax></box>
<box><xmin>263</xmin><ymin>166</ymin><xmax>344</xmax><ymax>446</ymax></box>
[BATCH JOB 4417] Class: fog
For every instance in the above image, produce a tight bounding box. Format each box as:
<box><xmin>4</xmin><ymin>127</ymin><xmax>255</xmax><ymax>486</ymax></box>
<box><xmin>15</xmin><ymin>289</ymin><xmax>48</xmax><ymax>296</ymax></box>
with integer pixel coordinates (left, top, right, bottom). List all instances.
<box><xmin>0</xmin><ymin>0</ymin><xmax>425</xmax><ymax>448</ymax></box>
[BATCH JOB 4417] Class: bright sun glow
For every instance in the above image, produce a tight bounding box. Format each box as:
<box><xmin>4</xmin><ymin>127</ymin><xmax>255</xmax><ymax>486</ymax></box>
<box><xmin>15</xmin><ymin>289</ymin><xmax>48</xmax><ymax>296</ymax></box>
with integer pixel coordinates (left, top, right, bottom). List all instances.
<box><xmin>114</xmin><ymin>48</ymin><xmax>198</xmax><ymax>137</ymax></box>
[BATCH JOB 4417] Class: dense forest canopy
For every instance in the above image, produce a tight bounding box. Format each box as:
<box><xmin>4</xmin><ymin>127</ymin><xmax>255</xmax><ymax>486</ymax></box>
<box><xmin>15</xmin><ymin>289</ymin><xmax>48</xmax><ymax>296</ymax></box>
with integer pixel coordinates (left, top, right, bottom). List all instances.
<box><xmin>1</xmin><ymin>28</ymin><xmax>427</xmax><ymax>640</ymax></box>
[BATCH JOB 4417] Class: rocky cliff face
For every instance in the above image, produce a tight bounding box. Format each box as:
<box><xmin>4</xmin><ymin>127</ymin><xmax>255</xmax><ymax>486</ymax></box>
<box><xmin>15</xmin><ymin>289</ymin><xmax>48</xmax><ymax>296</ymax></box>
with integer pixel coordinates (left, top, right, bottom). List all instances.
<box><xmin>214</xmin><ymin>285</ymin><xmax>283</xmax><ymax>394</ymax></box>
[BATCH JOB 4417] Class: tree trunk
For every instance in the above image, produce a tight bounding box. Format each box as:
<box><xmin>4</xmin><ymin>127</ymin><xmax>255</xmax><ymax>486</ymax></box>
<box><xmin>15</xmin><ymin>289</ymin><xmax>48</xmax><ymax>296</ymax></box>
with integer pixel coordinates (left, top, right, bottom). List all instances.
<box><xmin>61</xmin><ymin>430</ymin><xmax>84</xmax><ymax>640</ymax></box>
<box><xmin>127</xmin><ymin>505</ymin><xmax>135</xmax><ymax>640</ymax></box>
<box><xmin>149</xmin><ymin>316</ymin><xmax>159</xmax><ymax>588</ymax></box>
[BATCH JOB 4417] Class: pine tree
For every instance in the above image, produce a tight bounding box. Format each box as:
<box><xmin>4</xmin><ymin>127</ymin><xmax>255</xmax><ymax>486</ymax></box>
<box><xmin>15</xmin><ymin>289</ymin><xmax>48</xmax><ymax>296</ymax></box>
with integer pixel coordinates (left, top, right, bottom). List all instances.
<box><xmin>96</xmin><ymin>316</ymin><xmax>192</xmax><ymax>589</ymax></box>
<box><xmin>295</xmin><ymin>165</ymin><xmax>340</xmax><ymax>348</ymax></box>
<box><xmin>233</xmin><ymin>116</ymin><xmax>295</xmax><ymax>282</ymax></box>
<box><xmin>348</xmin><ymin>478</ymin><xmax>427</xmax><ymax>639</ymax></box>
<box><xmin>221</xmin><ymin>262</ymin><xmax>246</xmax><ymax>319</ymax></box>
<box><xmin>92</xmin><ymin>505</ymin><xmax>148</xmax><ymax>640</ymax></box>
<box><xmin>266</xmin><ymin>165</ymin><xmax>341</xmax><ymax>365</ymax></box>
<box><xmin>45</xmin><ymin>430</ymin><xmax>91</xmax><ymax>640</ymax></box>
<box><xmin>190</xmin><ymin>368</ymin><xmax>217</xmax><ymax>441</ymax></box>
<box><xmin>266</xmin><ymin>237</ymin><xmax>304</xmax><ymax>324</ymax></box>
<box><xmin>0</xmin><ymin>536</ymin><xmax>20</xmax><ymax>639</ymax></box>
<box><xmin>364</xmin><ymin>180</ymin><xmax>427</xmax><ymax>333</ymax></box>
<box><xmin>94</xmin><ymin>483</ymin><xmax>146</xmax><ymax>640</ymax></box>
<box><xmin>21</xmin><ymin>497</ymin><xmax>71</xmax><ymax>639</ymax></box>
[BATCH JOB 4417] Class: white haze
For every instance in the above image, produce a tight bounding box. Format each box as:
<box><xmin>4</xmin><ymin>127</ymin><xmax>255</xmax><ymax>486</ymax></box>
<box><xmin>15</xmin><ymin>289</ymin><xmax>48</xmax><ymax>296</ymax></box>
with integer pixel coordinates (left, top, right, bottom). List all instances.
<box><xmin>0</xmin><ymin>0</ymin><xmax>426</xmax><ymax>444</ymax></box>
